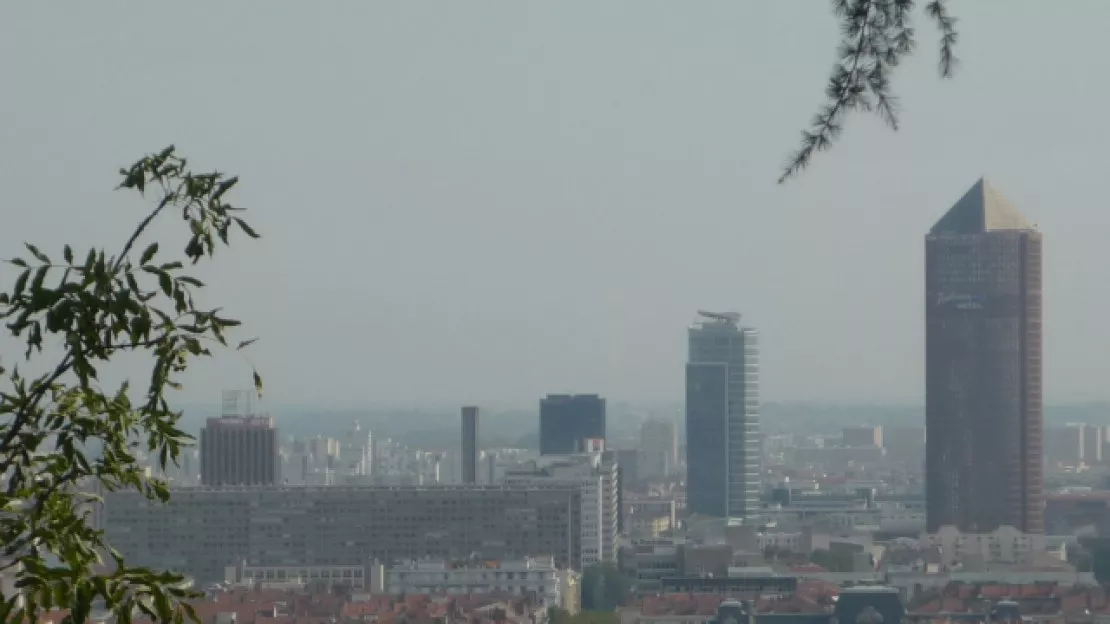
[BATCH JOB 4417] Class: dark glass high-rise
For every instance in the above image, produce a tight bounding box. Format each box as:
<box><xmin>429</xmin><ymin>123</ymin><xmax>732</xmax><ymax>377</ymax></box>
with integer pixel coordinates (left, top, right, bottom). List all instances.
<box><xmin>539</xmin><ymin>394</ymin><xmax>606</xmax><ymax>455</ymax></box>
<box><xmin>461</xmin><ymin>406</ymin><xmax>479</xmax><ymax>484</ymax></box>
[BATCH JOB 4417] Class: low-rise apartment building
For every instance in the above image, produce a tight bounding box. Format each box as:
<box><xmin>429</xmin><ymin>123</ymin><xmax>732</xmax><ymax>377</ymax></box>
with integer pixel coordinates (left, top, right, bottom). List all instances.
<box><xmin>385</xmin><ymin>557</ymin><xmax>566</xmax><ymax>607</ymax></box>
<box><xmin>223</xmin><ymin>560</ymin><xmax>384</xmax><ymax>591</ymax></box>
<box><xmin>921</xmin><ymin>525</ymin><xmax>1047</xmax><ymax>567</ymax></box>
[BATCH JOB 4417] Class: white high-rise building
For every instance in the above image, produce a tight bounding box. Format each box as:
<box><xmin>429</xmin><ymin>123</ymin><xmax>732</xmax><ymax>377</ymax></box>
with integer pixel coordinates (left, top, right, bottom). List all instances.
<box><xmin>685</xmin><ymin>311</ymin><xmax>760</xmax><ymax>520</ymax></box>
<box><xmin>503</xmin><ymin>448</ymin><xmax>618</xmax><ymax>567</ymax></box>
<box><xmin>342</xmin><ymin>420</ymin><xmax>373</xmax><ymax>477</ymax></box>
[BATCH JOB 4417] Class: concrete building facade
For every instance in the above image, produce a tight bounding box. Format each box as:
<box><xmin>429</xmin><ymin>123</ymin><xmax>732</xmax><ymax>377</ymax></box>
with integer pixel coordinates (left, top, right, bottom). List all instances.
<box><xmin>1082</xmin><ymin>424</ymin><xmax>1103</xmax><ymax>464</ymax></box>
<box><xmin>223</xmin><ymin>561</ymin><xmax>381</xmax><ymax>591</ymax></box>
<box><xmin>104</xmin><ymin>485</ymin><xmax>582</xmax><ymax>583</ymax></box>
<box><xmin>385</xmin><ymin>557</ymin><xmax>564</xmax><ymax>607</ymax></box>
<box><xmin>921</xmin><ymin>525</ymin><xmax>1047</xmax><ymax>567</ymax></box>
<box><xmin>503</xmin><ymin>452</ymin><xmax>619</xmax><ymax>567</ymax></box>
<box><xmin>842</xmin><ymin>426</ymin><xmax>883</xmax><ymax>448</ymax></box>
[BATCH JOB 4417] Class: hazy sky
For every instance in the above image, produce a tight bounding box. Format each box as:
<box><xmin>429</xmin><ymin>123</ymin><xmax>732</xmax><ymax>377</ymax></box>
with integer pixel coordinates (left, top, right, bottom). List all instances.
<box><xmin>1</xmin><ymin>2</ymin><xmax>1107</xmax><ymax>408</ymax></box>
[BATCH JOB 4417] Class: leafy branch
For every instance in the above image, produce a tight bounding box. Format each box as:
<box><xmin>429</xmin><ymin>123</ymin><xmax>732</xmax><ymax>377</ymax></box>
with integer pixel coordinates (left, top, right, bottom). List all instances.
<box><xmin>0</xmin><ymin>146</ymin><xmax>261</xmax><ymax>623</ymax></box>
<box><xmin>779</xmin><ymin>0</ymin><xmax>959</xmax><ymax>183</ymax></box>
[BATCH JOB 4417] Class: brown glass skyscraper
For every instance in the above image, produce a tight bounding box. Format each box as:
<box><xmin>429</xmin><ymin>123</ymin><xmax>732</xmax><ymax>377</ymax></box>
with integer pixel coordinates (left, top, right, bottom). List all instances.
<box><xmin>925</xmin><ymin>179</ymin><xmax>1043</xmax><ymax>534</ymax></box>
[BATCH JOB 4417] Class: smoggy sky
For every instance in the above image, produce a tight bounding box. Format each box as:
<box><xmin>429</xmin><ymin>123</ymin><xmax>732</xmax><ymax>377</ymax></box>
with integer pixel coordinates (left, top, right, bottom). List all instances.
<box><xmin>1</xmin><ymin>2</ymin><xmax>1107</xmax><ymax>408</ymax></box>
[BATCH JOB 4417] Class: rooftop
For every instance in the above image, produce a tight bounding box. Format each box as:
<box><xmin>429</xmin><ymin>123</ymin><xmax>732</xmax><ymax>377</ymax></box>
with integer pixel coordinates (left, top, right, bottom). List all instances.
<box><xmin>204</xmin><ymin>414</ymin><xmax>276</xmax><ymax>429</ymax></box>
<box><xmin>930</xmin><ymin>178</ymin><xmax>1033</xmax><ymax>234</ymax></box>
<box><xmin>391</xmin><ymin>556</ymin><xmax>557</xmax><ymax>571</ymax></box>
<box><xmin>37</xmin><ymin>588</ymin><xmax>547</xmax><ymax>624</ymax></box>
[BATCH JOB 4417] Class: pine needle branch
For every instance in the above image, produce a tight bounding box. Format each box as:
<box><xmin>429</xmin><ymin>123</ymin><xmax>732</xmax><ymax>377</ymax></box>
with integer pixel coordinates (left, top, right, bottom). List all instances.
<box><xmin>778</xmin><ymin>0</ymin><xmax>959</xmax><ymax>184</ymax></box>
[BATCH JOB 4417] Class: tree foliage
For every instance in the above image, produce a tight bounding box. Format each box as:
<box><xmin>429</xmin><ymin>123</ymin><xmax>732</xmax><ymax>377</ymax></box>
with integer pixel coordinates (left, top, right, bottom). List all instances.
<box><xmin>810</xmin><ymin>548</ymin><xmax>858</xmax><ymax>573</ymax></box>
<box><xmin>780</xmin><ymin>0</ymin><xmax>960</xmax><ymax>182</ymax></box>
<box><xmin>580</xmin><ymin>563</ymin><xmax>628</xmax><ymax>612</ymax></box>
<box><xmin>0</xmin><ymin>146</ymin><xmax>260</xmax><ymax>623</ymax></box>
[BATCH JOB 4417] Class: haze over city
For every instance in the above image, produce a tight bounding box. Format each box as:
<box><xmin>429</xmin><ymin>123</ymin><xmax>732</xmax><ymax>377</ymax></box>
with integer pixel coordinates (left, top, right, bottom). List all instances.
<box><xmin>3</xmin><ymin>2</ymin><xmax>1110</xmax><ymax>410</ymax></box>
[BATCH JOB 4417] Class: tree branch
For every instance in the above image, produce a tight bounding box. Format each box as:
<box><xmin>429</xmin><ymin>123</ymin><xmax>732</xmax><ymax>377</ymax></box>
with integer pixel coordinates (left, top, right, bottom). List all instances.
<box><xmin>778</xmin><ymin>0</ymin><xmax>959</xmax><ymax>183</ymax></box>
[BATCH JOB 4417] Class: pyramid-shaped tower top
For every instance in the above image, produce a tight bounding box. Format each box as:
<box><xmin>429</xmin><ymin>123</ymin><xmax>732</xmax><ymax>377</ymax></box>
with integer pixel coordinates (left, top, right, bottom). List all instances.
<box><xmin>930</xmin><ymin>178</ymin><xmax>1032</xmax><ymax>234</ymax></box>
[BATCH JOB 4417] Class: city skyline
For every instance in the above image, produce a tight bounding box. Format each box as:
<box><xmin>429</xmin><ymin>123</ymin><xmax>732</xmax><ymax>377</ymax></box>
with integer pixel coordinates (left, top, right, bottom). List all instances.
<box><xmin>10</xmin><ymin>3</ymin><xmax>1110</xmax><ymax>619</ymax></box>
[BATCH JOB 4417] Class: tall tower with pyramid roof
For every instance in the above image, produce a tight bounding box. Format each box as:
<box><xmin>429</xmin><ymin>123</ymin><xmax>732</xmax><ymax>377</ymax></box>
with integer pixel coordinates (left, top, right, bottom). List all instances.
<box><xmin>925</xmin><ymin>178</ymin><xmax>1044</xmax><ymax>534</ymax></box>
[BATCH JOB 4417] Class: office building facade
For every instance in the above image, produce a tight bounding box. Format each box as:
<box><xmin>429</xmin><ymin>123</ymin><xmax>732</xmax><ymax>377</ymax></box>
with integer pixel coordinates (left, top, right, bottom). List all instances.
<box><xmin>462</xmin><ymin>406</ymin><xmax>479</xmax><ymax>484</ymax></box>
<box><xmin>539</xmin><ymin>394</ymin><xmax>606</xmax><ymax>455</ymax></box>
<box><xmin>199</xmin><ymin>415</ymin><xmax>279</xmax><ymax>487</ymax></box>
<box><xmin>685</xmin><ymin>311</ymin><xmax>760</xmax><ymax>519</ymax></box>
<box><xmin>104</xmin><ymin>485</ymin><xmax>582</xmax><ymax>583</ymax></box>
<box><xmin>1082</xmin><ymin>424</ymin><xmax>1103</xmax><ymax>464</ymax></box>
<box><xmin>842</xmin><ymin>426</ymin><xmax>883</xmax><ymax>448</ymax></box>
<box><xmin>639</xmin><ymin>419</ymin><xmax>678</xmax><ymax>480</ymax></box>
<box><xmin>925</xmin><ymin>179</ymin><xmax>1044</xmax><ymax>533</ymax></box>
<box><xmin>341</xmin><ymin>421</ymin><xmax>374</xmax><ymax>477</ymax></box>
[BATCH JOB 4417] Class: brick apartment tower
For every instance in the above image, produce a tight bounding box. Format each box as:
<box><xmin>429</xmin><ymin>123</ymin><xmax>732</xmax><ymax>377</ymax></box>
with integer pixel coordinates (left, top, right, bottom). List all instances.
<box><xmin>925</xmin><ymin>178</ymin><xmax>1044</xmax><ymax>533</ymax></box>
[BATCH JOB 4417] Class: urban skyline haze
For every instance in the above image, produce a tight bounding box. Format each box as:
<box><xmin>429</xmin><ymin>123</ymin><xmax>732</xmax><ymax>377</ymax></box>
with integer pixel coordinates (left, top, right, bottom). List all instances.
<box><xmin>2</xmin><ymin>3</ymin><xmax>1107</xmax><ymax>407</ymax></box>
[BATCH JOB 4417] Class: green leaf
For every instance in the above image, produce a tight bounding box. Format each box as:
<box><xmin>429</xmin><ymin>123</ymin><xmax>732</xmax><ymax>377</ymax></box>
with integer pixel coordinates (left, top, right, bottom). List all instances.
<box><xmin>10</xmin><ymin>257</ymin><xmax>27</xmax><ymax>268</ymax></box>
<box><xmin>236</xmin><ymin>338</ymin><xmax>258</xmax><ymax>351</ymax></box>
<box><xmin>31</xmin><ymin>265</ymin><xmax>48</xmax><ymax>292</ymax></box>
<box><xmin>13</xmin><ymin>269</ymin><xmax>29</xmax><ymax>297</ymax></box>
<box><xmin>213</xmin><ymin>176</ymin><xmax>238</xmax><ymax>200</ymax></box>
<box><xmin>157</xmin><ymin>272</ymin><xmax>173</xmax><ymax>297</ymax></box>
<box><xmin>140</xmin><ymin>242</ymin><xmax>159</xmax><ymax>265</ymax></box>
<box><xmin>177</xmin><ymin>276</ymin><xmax>204</xmax><ymax>288</ymax></box>
<box><xmin>233</xmin><ymin>217</ymin><xmax>260</xmax><ymax>239</ymax></box>
<box><xmin>24</xmin><ymin>243</ymin><xmax>49</xmax><ymax>264</ymax></box>
<box><xmin>63</xmin><ymin>245</ymin><xmax>74</xmax><ymax>264</ymax></box>
<box><xmin>253</xmin><ymin>369</ymin><xmax>263</xmax><ymax>396</ymax></box>
<box><xmin>125</xmin><ymin>272</ymin><xmax>141</xmax><ymax>295</ymax></box>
